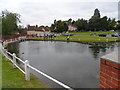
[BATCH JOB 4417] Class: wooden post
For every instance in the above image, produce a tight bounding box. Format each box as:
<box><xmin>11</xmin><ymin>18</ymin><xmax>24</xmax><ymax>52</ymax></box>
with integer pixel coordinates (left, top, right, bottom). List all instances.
<box><xmin>25</xmin><ymin>60</ymin><xmax>30</xmax><ymax>81</ymax></box>
<box><xmin>13</xmin><ymin>53</ymin><xmax>16</xmax><ymax>68</ymax></box>
<box><xmin>5</xmin><ymin>49</ymin><xmax>8</xmax><ymax>61</ymax></box>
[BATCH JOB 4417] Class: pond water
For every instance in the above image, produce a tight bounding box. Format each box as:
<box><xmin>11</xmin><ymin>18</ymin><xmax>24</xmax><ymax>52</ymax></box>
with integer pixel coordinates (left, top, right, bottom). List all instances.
<box><xmin>7</xmin><ymin>41</ymin><xmax>119</xmax><ymax>88</ymax></box>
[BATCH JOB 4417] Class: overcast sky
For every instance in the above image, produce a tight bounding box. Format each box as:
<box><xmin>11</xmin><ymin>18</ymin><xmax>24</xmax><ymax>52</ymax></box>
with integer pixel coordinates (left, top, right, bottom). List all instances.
<box><xmin>0</xmin><ymin>0</ymin><xmax>119</xmax><ymax>27</ymax></box>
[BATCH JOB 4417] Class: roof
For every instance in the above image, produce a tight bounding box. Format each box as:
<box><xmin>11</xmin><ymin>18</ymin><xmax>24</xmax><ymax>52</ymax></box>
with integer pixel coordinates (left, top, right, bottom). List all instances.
<box><xmin>28</xmin><ymin>26</ymin><xmax>49</xmax><ymax>32</ymax></box>
<box><xmin>28</xmin><ymin>26</ymin><xmax>43</xmax><ymax>31</ymax></box>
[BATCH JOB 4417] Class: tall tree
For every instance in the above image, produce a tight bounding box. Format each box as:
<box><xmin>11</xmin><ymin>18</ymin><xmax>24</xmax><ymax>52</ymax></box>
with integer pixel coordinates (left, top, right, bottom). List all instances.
<box><xmin>92</xmin><ymin>8</ymin><xmax>101</xmax><ymax>19</ymax></box>
<box><xmin>89</xmin><ymin>8</ymin><xmax>101</xmax><ymax>31</ymax></box>
<box><xmin>73</xmin><ymin>18</ymin><xmax>88</xmax><ymax>31</ymax></box>
<box><xmin>50</xmin><ymin>20</ymin><xmax>68</xmax><ymax>33</ymax></box>
<box><xmin>108</xmin><ymin>18</ymin><xmax>117</xmax><ymax>30</ymax></box>
<box><xmin>2</xmin><ymin>10</ymin><xmax>21</xmax><ymax>35</ymax></box>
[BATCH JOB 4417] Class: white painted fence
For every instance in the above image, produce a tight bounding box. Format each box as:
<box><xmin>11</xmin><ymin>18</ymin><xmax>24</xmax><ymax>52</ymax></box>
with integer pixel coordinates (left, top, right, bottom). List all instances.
<box><xmin>2</xmin><ymin>47</ymin><xmax>73</xmax><ymax>90</ymax></box>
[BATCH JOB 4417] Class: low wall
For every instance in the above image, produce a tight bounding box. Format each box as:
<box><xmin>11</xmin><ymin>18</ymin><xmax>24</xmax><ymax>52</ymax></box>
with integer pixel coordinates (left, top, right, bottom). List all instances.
<box><xmin>100</xmin><ymin>51</ymin><xmax>120</xmax><ymax>88</ymax></box>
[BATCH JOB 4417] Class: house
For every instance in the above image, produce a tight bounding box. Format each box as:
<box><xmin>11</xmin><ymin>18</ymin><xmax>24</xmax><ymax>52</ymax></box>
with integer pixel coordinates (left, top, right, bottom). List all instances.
<box><xmin>68</xmin><ymin>25</ymin><xmax>77</xmax><ymax>31</ymax></box>
<box><xmin>27</xmin><ymin>25</ymin><xmax>50</xmax><ymax>36</ymax></box>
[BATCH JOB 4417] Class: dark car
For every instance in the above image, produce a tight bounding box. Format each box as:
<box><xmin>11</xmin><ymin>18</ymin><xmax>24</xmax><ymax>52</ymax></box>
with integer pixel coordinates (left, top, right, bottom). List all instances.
<box><xmin>99</xmin><ymin>33</ymin><xmax>107</xmax><ymax>37</ymax></box>
<box><xmin>111</xmin><ymin>33</ymin><xmax>120</xmax><ymax>37</ymax></box>
<box><xmin>63</xmin><ymin>34</ymin><xmax>74</xmax><ymax>36</ymax></box>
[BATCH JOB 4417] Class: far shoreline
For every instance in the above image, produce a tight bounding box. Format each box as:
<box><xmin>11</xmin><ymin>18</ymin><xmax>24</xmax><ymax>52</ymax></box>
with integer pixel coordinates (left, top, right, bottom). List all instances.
<box><xmin>27</xmin><ymin>38</ymin><xmax>119</xmax><ymax>44</ymax></box>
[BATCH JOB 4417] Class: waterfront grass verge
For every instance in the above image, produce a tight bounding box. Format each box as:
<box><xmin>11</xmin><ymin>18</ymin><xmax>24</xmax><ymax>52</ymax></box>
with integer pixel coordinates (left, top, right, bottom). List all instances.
<box><xmin>1</xmin><ymin>53</ymin><xmax>47</xmax><ymax>88</ymax></box>
<box><xmin>69</xmin><ymin>31</ymin><xmax>119</xmax><ymax>35</ymax></box>
<box><xmin>30</xmin><ymin>36</ymin><xmax>120</xmax><ymax>43</ymax></box>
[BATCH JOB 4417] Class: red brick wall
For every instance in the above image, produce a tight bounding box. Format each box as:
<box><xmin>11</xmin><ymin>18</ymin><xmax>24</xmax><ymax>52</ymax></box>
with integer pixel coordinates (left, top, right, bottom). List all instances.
<box><xmin>100</xmin><ymin>58</ymin><xmax>120</xmax><ymax>88</ymax></box>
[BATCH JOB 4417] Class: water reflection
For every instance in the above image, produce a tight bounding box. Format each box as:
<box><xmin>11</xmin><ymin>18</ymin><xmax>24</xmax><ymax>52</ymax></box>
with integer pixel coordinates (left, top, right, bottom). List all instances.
<box><xmin>88</xmin><ymin>43</ymin><xmax>118</xmax><ymax>59</ymax></box>
<box><xmin>7</xmin><ymin>41</ymin><xmax>119</xmax><ymax>88</ymax></box>
<box><xmin>7</xmin><ymin>42</ymin><xmax>19</xmax><ymax>56</ymax></box>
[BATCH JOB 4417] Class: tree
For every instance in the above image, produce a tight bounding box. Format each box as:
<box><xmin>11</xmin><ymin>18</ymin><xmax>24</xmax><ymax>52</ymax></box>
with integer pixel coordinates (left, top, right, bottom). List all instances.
<box><xmin>2</xmin><ymin>10</ymin><xmax>21</xmax><ymax>35</ymax></box>
<box><xmin>99</xmin><ymin>16</ymin><xmax>108</xmax><ymax>30</ymax></box>
<box><xmin>108</xmin><ymin>18</ymin><xmax>117</xmax><ymax>30</ymax></box>
<box><xmin>91</xmin><ymin>8</ymin><xmax>101</xmax><ymax>19</ymax></box>
<box><xmin>55</xmin><ymin>20</ymin><xmax>68</xmax><ymax>33</ymax></box>
<box><xmin>0</xmin><ymin>17</ymin><xmax>2</xmax><ymax>37</ymax></box>
<box><xmin>50</xmin><ymin>20</ymin><xmax>68</xmax><ymax>33</ymax></box>
<box><xmin>88</xmin><ymin>8</ymin><xmax>101</xmax><ymax>31</ymax></box>
<box><xmin>116</xmin><ymin>20</ymin><xmax>120</xmax><ymax>30</ymax></box>
<box><xmin>50</xmin><ymin>8</ymin><xmax>118</xmax><ymax>32</ymax></box>
<box><xmin>73</xmin><ymin>18</ymin><xmax>88</xmax><ymax>31</ymax></box>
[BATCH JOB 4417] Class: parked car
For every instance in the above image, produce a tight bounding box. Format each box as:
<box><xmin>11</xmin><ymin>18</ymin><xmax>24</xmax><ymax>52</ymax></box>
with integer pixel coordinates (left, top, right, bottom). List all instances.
<box><xmin>62</xmin><ymin>34</ymin><xmax>74</xmax><ymax>36</ymax></box>
<box><xmin>109</xmin><ymin>30</ymin><xmax>114</xmax><ymax>31</ymax></box>
<box><xmin>111</xmin><ymin>33</ymin><xmax>120</xmax><ymax>37</ymax></box>
<box><xmin>98</xmin><ymin>30</ymin><xmax>104</xmax><ymax>32</ymax></box>
<box><xmin>99</xmin><ymin>33</ymin><xmax>107</xmax><ymax>37</ymax></box>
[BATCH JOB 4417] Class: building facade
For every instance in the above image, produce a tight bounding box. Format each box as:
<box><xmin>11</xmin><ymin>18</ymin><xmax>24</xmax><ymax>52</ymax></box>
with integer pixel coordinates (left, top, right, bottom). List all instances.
<box><xmin>27</xmin><ymin>25</ymin><xmax>50</xmax><ymax>36</ymax></box>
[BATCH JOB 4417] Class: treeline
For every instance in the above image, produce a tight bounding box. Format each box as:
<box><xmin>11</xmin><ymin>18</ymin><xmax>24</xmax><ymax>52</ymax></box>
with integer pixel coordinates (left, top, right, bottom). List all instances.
<box><xmin>2</xmin><ymin>10</ymin><xmax>21</xmax><ymax>35</ymax></box>
<box><xmin>50</xmin><ymin>9</ymin><xmax>120</xmax><ymax>33</ymax></box>
<box><xmin>1</xmin><ymin>9</ymin><xmax>120</xmax><ymax>36</ymax></box>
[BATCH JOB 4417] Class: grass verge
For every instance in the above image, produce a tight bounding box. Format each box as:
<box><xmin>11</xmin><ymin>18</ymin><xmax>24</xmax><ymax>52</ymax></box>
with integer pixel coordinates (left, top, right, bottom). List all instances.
<box><xmin>31</xmin><ymin>36</ymin><xmax>120</xmax><ymax>42</ymax></box>
<box><xmin>1</xmin><ymin>53</ymin><xmax>47</xmax><ymax>88</ymax></box>
<box><xmin>69</xmin><ymin>31</ymin><xmax>119</xmax><ymax>35</ymax></box>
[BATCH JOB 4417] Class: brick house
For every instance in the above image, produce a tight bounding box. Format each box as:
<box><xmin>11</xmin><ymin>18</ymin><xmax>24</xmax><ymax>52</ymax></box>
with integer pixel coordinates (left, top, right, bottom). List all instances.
<box><xmin>27</xmin><ymin>25</ymin><xmax>50</xmax><ymax>36</ymax></box>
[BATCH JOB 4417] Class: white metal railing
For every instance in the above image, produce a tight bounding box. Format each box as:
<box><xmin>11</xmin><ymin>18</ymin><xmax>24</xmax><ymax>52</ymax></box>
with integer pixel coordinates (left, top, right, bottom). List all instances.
<box><xmin>1</xmin><ymin>46</ymin><xmax>73</xmax><ymax>90</ymax></box>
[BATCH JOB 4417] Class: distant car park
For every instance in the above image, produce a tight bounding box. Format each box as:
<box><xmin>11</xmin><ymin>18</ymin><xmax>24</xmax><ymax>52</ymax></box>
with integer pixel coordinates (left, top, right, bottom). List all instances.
<box><xmin>98</xmin><ymin>30</ymin><xmax>104</xmax><ymax>32</ymax></box>
<box><xmin>111</xmin><ymin>33</ymin><xmax>120</xmax><ymax>37</ymax></box>
<box><xmin>109</xmin><ymin>30</ymin><xmax>114</xmax><ymax>31</ymax></box>
<box><xmin>63</xmin><ymin>34</ymin><xmax>74</xmax><ymax>36</ymax></box>
<box><xmin>99</xmin><ymin>33</ymin><xmax>107</xmax><ymax>37</ymax></box>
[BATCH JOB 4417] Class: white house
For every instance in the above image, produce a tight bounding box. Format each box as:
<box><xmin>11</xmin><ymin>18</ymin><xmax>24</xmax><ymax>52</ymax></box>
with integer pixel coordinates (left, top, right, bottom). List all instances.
<box><xmin>27</xmin><ymin>25</ymin><xmax>50</xmax><ymax>36</ymax></box>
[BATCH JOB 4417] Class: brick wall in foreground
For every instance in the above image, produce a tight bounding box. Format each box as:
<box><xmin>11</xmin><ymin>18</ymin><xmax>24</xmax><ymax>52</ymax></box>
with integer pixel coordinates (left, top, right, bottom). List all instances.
<box><xmin>100</xmin><ymin>58</ymin><xmax>120</xmax><ymax>88</ymax></box>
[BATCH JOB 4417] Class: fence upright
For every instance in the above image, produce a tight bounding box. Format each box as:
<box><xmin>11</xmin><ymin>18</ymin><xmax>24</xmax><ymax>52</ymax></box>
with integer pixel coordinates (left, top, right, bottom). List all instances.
<box><xmin>13</xmin><ymin>53</ymin><xmax>16</xmax><ymax>68</ymax></box>
<box><xmin>25</xmin><ymin>60</ymin><xmax>30</xmax><ymax>81</ymax></box>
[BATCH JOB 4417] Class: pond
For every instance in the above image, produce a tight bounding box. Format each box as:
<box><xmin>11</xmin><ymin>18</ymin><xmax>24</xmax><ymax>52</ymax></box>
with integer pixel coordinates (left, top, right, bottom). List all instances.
<box><xmin>7</xmin><ymin>41</ymin><xmax>119</xmax><ymax>88</ymax></box>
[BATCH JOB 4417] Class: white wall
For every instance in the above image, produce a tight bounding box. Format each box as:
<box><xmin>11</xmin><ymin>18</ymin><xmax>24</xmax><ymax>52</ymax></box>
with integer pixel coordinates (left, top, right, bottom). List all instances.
<box><xmin>27</xmin><ymin>31</ymin><xmax>49</xmax><ymax>36</ymax></box>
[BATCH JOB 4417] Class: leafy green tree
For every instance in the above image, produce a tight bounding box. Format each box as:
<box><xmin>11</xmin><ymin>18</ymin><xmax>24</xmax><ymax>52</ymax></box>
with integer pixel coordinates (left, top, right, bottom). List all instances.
<box><xmin>50</xmin><ymin>8</ymin><xmax>118</xmax><ymax>32</ymax></box>
<box><xmin>88</xmin><ymin>8</ymin><xmax>101</xmax><ymax>31</ymax></box>
<box><xmin>2</xmin><ymin>10</ymin><xmax>21</xmax><ymax>35</ymax></box>
<box><xmin>50</xmin><ymin>20</ymin><xmax>68</xmax><ymax>33</ymax></box>
<box><xmin>50</xmin><ymin>24</ymin><xmax>56</xmax><ymax>32</ymax></box>
<box><xmin>73</xmin><ymin>18</ymin><xmax>88</xmax><ymax>31</ymax></box>
<box><xmin>107</xmin><ymin>18</ymin><xmax>117</xmax><ymax>30</ymax></box>
<box><xmin>116</xmin><ymin>20</ymin><xmax>120</xmax><ymax>30</ymax></box>
<box><xmin>0</xmin><ymin>16</ymin><xmax>2</xmax><ymax>38</ymax></box>
<box><xmin>100</xmin><ymin>16</ymin><xmax>108</xmax><ymax>30</ymax></box>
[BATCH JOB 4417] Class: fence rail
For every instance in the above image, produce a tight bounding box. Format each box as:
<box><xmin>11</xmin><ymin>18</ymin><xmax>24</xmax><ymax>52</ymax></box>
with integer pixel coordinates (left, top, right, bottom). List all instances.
<box><xmin>1</xmin><ymin>45</ymin><xmax>73</xmax><ymax>90</ymax></box>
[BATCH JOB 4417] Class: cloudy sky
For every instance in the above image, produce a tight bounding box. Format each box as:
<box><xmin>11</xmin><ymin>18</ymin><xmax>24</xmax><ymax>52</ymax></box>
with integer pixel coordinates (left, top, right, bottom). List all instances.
<box><xmin>0</xmin><ymin>0</ymin><xmax>119</xmax><ymax>27</ymax></box>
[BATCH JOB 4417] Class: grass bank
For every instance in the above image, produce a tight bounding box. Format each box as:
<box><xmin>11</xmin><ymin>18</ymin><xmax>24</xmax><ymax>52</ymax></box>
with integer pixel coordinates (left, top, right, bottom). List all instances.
<box><xmin>1</xmin><ymin>53</ymin><xmax>47</xmax><ymax>88</ymax></box>
<box><xmin>30</xmin><ymin>36</ymin><xmax>120</xmax><ymax>43</ymax></box>
<box><xmin>69</xmin><ymin>31</ymin><xmax>119</xmax><ymax>35</ymax></box>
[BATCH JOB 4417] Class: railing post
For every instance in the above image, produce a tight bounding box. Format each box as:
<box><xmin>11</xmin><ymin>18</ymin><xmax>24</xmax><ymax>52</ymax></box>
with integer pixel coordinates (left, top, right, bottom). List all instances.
<box><xmin>25</xmin><ymin>60</ymin><xmax>30</xmax><ymax>81</ymax></box>
<box><xmin>13</xmin><ymin>53</ymin><xmax>16</xmax><ymax>68</ymax></box>
<box><xmin>4</xmin><ymin>49</ymin><xmax>8</xmax><ymax>61</ymax></box>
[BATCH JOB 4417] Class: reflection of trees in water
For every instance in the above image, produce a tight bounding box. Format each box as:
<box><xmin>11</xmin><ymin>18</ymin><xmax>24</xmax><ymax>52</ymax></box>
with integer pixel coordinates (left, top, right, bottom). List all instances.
<box><xmin>88</xmin><ymin>43</ymin><xmax>117</xmax><ymax>59</ymax></box>
<box><xmin>7</xmin><ymin>42</ymin><xmax>19</xmax><ymax>56</ymax></box>
<box><xmin>7</xmin><ymin>42</ymin><xmax>22</xmax><ymax>64</ymax></box>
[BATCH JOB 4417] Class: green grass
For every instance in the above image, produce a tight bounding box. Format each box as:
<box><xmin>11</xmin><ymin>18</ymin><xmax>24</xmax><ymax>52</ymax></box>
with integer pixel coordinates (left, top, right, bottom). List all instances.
<box><xmin>69</xmin><ymin>31</ymin><xmax>119</xmax><ymax>35</ymax></box>
<box><xmin>1</xmin><ymin>53</ymin><xmax>47</xmax><ymax>88</ymax></box>
<box><xmin>31</xmin><ymin>35</ymin><xmax>120</xmax><ymax>42</ymax></box>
